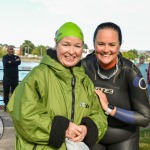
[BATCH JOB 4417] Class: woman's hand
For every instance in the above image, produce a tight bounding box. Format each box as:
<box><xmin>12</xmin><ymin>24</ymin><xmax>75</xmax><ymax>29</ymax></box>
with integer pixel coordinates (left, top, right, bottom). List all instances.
<box><xmin>95</xmin><ymin>89</ymin><xmax>116</xmax><ymax>116</ymax></box>
<box><xmin>65</xmin><ymin>122</ymin><xmax>82</xmax><ymax>140</ymax></box>
<box><xmin>70</xmin><ymin>125</ymin><xmax>87</xmax><ymax>142</ymax></box>
<box><xmin>65</xmin><ymin>122</ymin><xmax>87</xmax><ymax>142</ymax></box>
<box><xmin>95</xmin><ymin>89</ymin><xmax>108</xmax><ymax>111</ymax></box>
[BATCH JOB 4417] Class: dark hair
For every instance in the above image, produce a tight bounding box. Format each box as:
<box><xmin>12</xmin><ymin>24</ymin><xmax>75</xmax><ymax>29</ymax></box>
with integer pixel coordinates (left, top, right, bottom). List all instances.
<box><xmin>139</xmin><ymin>55</ymin><xmax>145</xmax><ymax>59</ymax></box>
<box><xmin>93</xmin><ymin>22</ymin><xmax>122</xmax><ymax>46</ymax></box>
<box><xmin>7</xmin><ymin>45</ymin><xmax>14</xmax><ymax>50</ymax></box>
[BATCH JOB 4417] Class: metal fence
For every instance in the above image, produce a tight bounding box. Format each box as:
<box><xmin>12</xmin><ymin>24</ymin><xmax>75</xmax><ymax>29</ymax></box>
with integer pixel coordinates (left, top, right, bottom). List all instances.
<box><xmin>0</xmin><ymin>68</ymin><xmax>31</xmax><ymax>102</ymax></box>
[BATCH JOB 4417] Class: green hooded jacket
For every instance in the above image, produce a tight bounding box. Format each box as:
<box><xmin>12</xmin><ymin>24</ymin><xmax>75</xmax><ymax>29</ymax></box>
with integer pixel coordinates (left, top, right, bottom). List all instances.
<box><xmin>7</xmin><ymin>50</ymin><xmax>107</xmax><ymax>150</ymax></box>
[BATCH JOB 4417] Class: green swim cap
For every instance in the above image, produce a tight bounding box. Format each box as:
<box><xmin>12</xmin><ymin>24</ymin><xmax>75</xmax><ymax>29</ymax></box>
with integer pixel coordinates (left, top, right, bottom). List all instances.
<box><xmin>55</xmin><ymin>22</ymin><xmax>84</xmax><ymax>43</ymax></box>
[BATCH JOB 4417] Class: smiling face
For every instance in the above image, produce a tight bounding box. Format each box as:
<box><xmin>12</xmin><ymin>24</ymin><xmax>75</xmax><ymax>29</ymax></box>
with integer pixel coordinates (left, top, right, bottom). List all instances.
<box><xmin>94</xmin><ymin>28</ymin><xmax>120</xmax><ymax>69</ymax></box>
<box><xmin>56</xmin><ymin>36</ymin><xmax>83</xmax><ymax>67</ymax></box>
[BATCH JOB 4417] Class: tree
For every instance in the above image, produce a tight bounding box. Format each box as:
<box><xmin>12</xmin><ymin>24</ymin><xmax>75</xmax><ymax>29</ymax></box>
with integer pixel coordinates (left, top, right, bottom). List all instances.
<box><xmin>20</xmin><ymin>40</ymin><xmax>35</xmax><ymax>55</ymax></box>
<box><xmin>32</xmin><ymin>45</ymin><xmax>47</xmax><ymax>56</ymax></box>
<box><xmin>121</xmin><ymin>49</ymin><xmax>138</xmax><ymax>60</ymax></box>
<box><xmin>0</xmin><ymin>47</ymin><xmax>7</xmax><ymax>58</ymax></box>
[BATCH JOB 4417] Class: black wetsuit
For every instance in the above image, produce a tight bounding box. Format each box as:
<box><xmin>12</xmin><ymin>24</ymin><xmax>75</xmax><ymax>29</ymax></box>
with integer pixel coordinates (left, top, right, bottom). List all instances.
<box><xmin>2</xmin><ymin>54</ymin><xmax>21</xmax><ymax>107</ymax></box>
<box><xmin>82</xmin><ymin>53</ymin><xmax>150</xmax><ymax>150</ymax></box>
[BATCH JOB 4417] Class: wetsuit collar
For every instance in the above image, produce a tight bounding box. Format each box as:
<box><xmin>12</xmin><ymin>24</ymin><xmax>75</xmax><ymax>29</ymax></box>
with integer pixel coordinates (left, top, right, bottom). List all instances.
<box><xmin>96</xmin><ymin>57</ymin><xmax>119</xmax><ymax>80</ymax></box>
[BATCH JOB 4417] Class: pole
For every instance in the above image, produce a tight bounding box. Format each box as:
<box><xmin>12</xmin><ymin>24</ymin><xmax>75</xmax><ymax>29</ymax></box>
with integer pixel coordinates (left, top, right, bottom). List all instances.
<box><xmin>41</xmin><ymin>48</ymin><xmax>42</xmax><ymax>57</ymax></box>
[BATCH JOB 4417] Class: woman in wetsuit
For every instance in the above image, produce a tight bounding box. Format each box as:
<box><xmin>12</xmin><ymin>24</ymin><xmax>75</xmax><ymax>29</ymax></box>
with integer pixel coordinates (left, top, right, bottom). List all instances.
<box><xmin>82</xmin><ymin>22</ymin><xmax>150</xmax><ymax>150</ymax></box>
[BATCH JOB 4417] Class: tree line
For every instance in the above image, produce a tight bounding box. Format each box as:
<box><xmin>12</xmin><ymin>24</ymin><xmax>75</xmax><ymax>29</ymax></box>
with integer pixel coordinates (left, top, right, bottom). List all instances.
<box><xmin>0</xmin><ymin>41</ymin><xmax>146</xmax><ymax>60</ymax></box>
<box><xmin>0</xmin><ymin>40</ymin><xmax>89</xmax><ymax>58</ymax></box>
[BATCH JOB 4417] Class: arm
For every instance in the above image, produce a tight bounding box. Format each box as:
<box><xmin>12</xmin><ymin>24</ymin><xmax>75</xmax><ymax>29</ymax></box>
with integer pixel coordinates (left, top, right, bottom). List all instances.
<box><xmin>2</xmin><ymin>55</ymin><xmax>21</xmax><ymax>67</ymax></box>
<box><xmin>66</xmin><ymin>82</ymin><xmax>108</xmax><ymax>148</ymax></box>
<box><xmin>136</xmin><ymin>63</ymin><xmax>140</xmax><ymax>68</ymax></box>
<box><xmin>65</xmin><ymin>122</ymin><xmax>87</xmax><ymax>142</ymax></box>
<box><xmin>147</xmin><ymin>63</ymin><xmax>150</xmax><ymax>83</ymax></box>
<box><xmin>2</xmin><ymin>55</ymin><xmax>10</xmax><ymax>67</ymax></box>
<box><xmin>95</xmin><ymin>65</ymin><xmax>150</xmax><ymax>127</ymax></box>
<box><xmin>12</xmin><ymin>55</ymin><xmax>21</xmax><ymax>66</ymax></box>
<box><xmin>123</xmin><ymin>65</ymin><xmax>150</xmax><ymax>127</ymax></box>
<box><xmin>7</xmin><ymin>69</ymin><xmax>69</xmax><ymax>148</ymax></box>
<box><xmin>81</xmin><ymin>83</ymin><xmax>107</xmax><ymax>148</ymax></box>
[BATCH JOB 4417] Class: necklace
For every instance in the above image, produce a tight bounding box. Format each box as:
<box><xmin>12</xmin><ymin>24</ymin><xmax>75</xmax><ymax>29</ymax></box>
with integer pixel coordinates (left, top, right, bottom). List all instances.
<box><xmin>96</xmin><ymin>58</ymin><xmax>119</xmax><ymax>80</ymax></box>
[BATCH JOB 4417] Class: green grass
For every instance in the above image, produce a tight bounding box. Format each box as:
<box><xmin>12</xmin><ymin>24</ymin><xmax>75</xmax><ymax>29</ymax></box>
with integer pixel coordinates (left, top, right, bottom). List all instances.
<box><xmin>140</xmin><ymin>128</ymin><xmax>150</xmax><ymax>150</ymax></box>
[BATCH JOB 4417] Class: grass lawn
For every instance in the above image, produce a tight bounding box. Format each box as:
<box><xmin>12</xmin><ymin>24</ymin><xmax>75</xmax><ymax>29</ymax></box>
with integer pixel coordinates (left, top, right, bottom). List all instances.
<box><xmin>140</xmin><ymin>128</ymin><xmax>150</xmax><ymax>150</ymax></box>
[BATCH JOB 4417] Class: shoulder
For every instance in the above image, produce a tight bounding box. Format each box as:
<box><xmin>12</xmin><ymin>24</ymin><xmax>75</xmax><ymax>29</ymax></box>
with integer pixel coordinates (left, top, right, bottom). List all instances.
<box><xmin>2</xmin><ymin>55</ymin><xmax>8</xmax><ymax>62</ymax></box>
<box><xmin>22</xmin><ymin>64</ymin><xmax>48</xmax><ymax>84</ymax></box>
<box><xmin>2</xmin><ymin>55</ymin><xmax>7</xmax><ymax>58</ymax></box>
<box><xmin>16</xmin><ymin>55</ymin><xmax>21</xmax><ymax>58</ymax></box>
<box><xmin>82</xmin><ymin>54</ymin><xmax>96</xmax><ymax>68</ymax></box>
<box><xmin>120</xmin><ymin>56</ymin><xmax>134</xmax><ymax>67</ymax></box>
<box><xmin>120</xmin><ymin>56</ymin><xmax>138</xmax><ymax>71</ymax></box>
<box><xmin>120</xmin><ymin>57</ymin><xmax>142</xmax><ymax>79</ymax></box>
<box><xmin>13</xmin><ymin>55</ymin><xmax>20</xmax><ymax>58</ymax></box>
<box><xmin>82</xmin><ymin>54</ymin><xmax>96</xmax><ymax>63</ymax></box>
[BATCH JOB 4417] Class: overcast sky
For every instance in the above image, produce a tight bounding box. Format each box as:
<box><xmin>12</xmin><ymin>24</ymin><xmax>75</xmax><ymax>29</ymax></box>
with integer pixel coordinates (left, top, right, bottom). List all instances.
<box><xmin>1</xmin><ymin>0</ymin><xmax>150</xmax><ymax>51</ymax></box>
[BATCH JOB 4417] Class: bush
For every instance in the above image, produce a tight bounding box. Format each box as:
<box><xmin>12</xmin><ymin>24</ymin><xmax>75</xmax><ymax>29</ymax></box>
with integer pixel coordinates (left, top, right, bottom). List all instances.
<box><xmin>0</xmin><ymin>48</ymin><xmax>7</xmax><ymax>58</ymax></box>
<box><xmin>140</xmin><ymin>129</ymin><xmax>150</xmax><ymax>150</ymax></box>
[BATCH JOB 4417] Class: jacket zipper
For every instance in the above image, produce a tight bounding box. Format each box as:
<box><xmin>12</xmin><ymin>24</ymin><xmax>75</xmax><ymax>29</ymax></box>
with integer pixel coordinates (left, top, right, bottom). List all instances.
<box><xmin>70</xmin><ymin>69</ymin><xmax>76</xmax><ymax>122</ymax></box>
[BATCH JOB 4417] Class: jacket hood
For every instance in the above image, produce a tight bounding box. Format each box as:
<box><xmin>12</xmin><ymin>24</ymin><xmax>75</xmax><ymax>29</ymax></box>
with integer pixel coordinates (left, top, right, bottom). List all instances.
<box><xmin>40</xmin><ymin>48</ymin><xmax>58</xmax><ymax>67</ymax></box>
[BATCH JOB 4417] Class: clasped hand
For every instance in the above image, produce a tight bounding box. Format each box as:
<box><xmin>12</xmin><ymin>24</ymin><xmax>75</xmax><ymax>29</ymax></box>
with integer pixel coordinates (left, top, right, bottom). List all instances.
<box><xmin>65</xmin><ymin>122</ymin><xmax>87</xmax><ymax>142</ymax></box>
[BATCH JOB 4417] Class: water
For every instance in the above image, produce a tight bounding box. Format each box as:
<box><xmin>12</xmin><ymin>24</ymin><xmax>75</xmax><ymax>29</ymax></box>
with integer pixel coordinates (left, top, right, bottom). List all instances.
<box><xmin>0</xmin><ymin>96</ymin><xmax>4</xmax><ymax>105</ymax></box>
<box><xmin>0</xmin><ymin>61</ymin><xmax>39</xmax><ymax>81</ymax></box>
<box><xmin>0</xmin><ymin>61</ymin><xmax>39</xmax><ymax>103</ymax></box>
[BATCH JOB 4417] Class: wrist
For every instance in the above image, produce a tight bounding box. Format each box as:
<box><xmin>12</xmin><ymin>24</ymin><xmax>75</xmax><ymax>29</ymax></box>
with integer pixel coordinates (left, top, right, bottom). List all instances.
<box><xmin>105</xmin><ymin>104</ymin><xmax>116</xmax><ymax>116</ymax></box>
<box><xmin>110</xmin><ymin>106</ymin><xmax>116</xmax><ymax>116</ymax></box>
<box><xmin>81</xmin><ymin>125</ymin><xmax>87</xmax><ymax>136</ymax></box>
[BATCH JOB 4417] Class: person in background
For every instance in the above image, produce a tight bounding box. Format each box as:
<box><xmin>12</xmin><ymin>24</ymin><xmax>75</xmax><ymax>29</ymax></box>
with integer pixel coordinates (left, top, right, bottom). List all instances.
<box><xmin>136</xmin><ymin>55</ymin><xmax>148</xmax><ymax>84</ymax></box>
<box><xmin>147</xmin><ymin>62</ymin><xmax>150</xmax><ymax>101</ymax></box>
<box><xmin>2</xmin><ymin>45</ymin><xmax>21</xmax><ymax>111</ymax></box>
<box><xmin>7</xmin><ymin>22</ymin><xmax>107</xmax><ymax>150</ymax></box>
<box><xmin>82</xmin><ymin>22</ymin><xmax>150</xmax><ymax>150</ymax></box>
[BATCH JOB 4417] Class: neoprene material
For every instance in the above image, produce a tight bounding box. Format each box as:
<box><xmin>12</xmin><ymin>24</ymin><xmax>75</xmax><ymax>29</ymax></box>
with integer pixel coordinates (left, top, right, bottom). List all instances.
<box><xmin>82</xmin><ymin>53</ymin><xmax>150</xmax><ymax>149</ymax></box>
<box><xmin>55</xmin><ymin>22</ymin><xmax>84</xmax><ymax>43</ymax></box>
<box><xmin>91</xmin><ymin>127</ymin><xmax>139</xmax><ymax>150</ymax></box>
<box><xmin>114</xmin><ymin>107</ymin><xmax>135</xmax><ymax>124</ymax></box>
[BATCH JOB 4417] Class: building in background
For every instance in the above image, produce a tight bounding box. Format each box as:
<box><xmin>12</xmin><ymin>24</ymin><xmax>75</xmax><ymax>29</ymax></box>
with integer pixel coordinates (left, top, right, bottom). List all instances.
<box><xmin>82</xmin><ymin>49</ymin><xmax>94</xmax><ymax>58</ymax></box>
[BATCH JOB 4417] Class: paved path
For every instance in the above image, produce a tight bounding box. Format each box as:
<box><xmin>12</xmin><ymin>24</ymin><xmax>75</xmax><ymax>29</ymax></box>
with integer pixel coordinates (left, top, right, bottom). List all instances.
<box><xmin>0</xmin><ymin>110</ymin><xmax>15</xmax><ymax>150</ymax></box>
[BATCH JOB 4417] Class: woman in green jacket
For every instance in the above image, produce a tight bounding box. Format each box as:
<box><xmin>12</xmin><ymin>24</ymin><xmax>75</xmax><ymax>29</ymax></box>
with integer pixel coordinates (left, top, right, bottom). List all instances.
<box><xmin>7</xmin><ymin>22</ymin><xmax>107</xmax><ymax>150</ymax></box>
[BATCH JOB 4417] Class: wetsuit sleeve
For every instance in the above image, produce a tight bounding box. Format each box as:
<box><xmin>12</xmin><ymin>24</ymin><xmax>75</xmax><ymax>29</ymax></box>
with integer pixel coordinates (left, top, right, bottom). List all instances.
<box><xmin>114</xmin><ymin>107</ymin><xmax>135</xmax><ymax>124</ymax></box>
<box><xmin>114</xmin><ymin>65</ymin><xmax>150</xmax><ymax>127</ymax></box>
